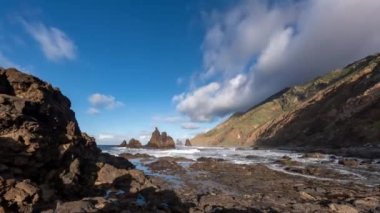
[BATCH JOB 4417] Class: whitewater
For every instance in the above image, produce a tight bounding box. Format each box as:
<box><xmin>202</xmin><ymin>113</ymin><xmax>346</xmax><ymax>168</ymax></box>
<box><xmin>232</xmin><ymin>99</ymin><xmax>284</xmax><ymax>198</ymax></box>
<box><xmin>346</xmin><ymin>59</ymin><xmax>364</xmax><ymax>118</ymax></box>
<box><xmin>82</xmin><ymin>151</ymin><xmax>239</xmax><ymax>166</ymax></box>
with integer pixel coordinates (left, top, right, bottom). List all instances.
<box><xmin>100</xmin><ymin>145</ymin><xmax>380</xmax><ymax>186</ymax></box>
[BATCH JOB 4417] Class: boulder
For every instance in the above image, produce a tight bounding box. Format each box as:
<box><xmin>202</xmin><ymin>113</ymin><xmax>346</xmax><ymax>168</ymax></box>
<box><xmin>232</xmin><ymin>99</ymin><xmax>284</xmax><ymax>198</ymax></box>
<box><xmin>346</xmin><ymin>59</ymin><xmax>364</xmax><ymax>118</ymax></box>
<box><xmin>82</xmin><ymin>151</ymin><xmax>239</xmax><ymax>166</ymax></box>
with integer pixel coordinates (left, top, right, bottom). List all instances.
<box><xmin>185</xmin><ymin>139</ymin><xmax>192</xmax><ymax>146</ymax></box>
<box><xmin>145</xmin><ymin>127</ymin><xmax>175</xmax><ymax>149</ymax></box>
<box><xmin>329</xmin><ymin>204</ymin><xmax>358</xmax><ymax>213</ymax></box>
<box><xmin>55</xmin><ymin>200</ymin><xmax>98</xmax><ymax>213</ymax></box>
<box><xmin>146</xmin><ymin>159</ymin><xmax>185</xmax><ymax>174</ymax></box>
<box><xmin>127</xmin><ymin>138</ymin><xmax>142</xmax><ymax>148</ymax></box>
<box><xmin>338</xmin><ymin>159</ymin><xmax>359</xmax><ymax>168</ymax></box>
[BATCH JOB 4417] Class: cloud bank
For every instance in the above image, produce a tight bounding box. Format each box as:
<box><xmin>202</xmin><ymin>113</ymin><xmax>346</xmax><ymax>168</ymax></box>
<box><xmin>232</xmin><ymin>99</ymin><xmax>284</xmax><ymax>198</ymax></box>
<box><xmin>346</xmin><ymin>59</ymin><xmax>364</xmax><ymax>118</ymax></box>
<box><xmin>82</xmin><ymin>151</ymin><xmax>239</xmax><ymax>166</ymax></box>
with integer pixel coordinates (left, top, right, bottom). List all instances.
<box><xmin>174</xmin><ymin>0</ymin><xmax>380</xmax><ymax>122</ymax></box>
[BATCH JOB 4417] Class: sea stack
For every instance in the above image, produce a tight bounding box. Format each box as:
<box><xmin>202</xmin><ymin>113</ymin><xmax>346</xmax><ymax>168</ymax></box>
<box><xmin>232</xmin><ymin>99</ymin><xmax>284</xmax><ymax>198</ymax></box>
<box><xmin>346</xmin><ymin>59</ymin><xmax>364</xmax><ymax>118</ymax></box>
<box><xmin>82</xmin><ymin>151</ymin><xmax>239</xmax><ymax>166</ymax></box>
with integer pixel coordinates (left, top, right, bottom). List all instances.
<box><xmin>146</xmin><ymin>127</ymin><xmax>175</xmax><ymax>149</ymax></box>
<box><xmin>119</xmin><ymin>140</ymin><xmax>127</xmax><ymax>147</ymax></box>
<box><xmin>185</xmin><ymin>139</ymin><xmax>192</xmax><ymax>146</ymax></box>
<box><xmin>127</xmin><ymin>138</ymin><xmax>143</xmax><ymax>148</ymax></box>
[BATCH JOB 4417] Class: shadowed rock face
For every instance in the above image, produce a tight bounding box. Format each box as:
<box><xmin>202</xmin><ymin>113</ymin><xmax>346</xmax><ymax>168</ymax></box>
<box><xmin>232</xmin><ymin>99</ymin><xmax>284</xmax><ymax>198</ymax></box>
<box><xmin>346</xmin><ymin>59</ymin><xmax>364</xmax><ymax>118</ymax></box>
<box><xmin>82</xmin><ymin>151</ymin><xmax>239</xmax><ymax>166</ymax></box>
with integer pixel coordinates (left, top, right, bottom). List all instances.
<box><xmin>185</xmin><ymin>139</ymin><xmax>192</xmax><ymax>146</ymax></box>
<box><xmin>0</xmin><ymin>68</ymin><xmax>153</xmax><ymax>212</ymax></box>
<box><xmin>146</xmin><ymin>127</ymin><xmax>175</xmax><ymax>149</ymax></box>
<box><xmin>257</xmin><ymin>54</ymin><xmax>380</xmax><ymax>153</ymax></box>
<box><xmin>127</xmin><ymin>138</ymin><xmax>143</xmax><ymax>148</ymax></box>
<box><xmin>119</xmin><ymin>140</ymin><xmax>127</xmax><ymax>147</ymax></box>
<box><xmin>0</xmin><ymin>68</ymin><xmax>100</xmax><ymax>179</ymax></box>
<box><xmin>192</xmin><ymin>54</ymin><xmax>380</xmax><ymax>153</ymax></box>
<box><xmin>119</xmin><ymin>138</ymin><xmax>142</xmax><ymax>148</ymax></box>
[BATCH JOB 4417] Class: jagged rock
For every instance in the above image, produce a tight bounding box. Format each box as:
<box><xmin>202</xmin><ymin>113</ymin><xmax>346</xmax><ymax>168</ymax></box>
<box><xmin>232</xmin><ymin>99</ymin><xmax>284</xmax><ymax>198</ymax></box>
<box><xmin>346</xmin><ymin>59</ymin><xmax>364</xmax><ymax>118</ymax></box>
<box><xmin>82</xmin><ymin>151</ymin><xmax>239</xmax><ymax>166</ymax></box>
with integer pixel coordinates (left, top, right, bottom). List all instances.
<box><xmin>145</xmin><ymin>127</ymin><xmax>175</xmax><ymax>149</ymax></box>
<box><xmin>119</xmin><ymin>140</ymin><xmax>127</xmax><ymax>147</ymax></box>
<box><xmin>55</xmin><ymin>200</ymin><xmax>98</xmax><ymax>213</ymax></box>
<box><xmin>329</xmin><ymin>204</ymin><xmax>358</xmax><ymax>213</ymax></box>
<box><xmin>0</xmin><ymin>68</ymin><xmax>152</xmax><ymax>211</ymax></box>
<box><xmin>127</xmin><ymin>138</ymin><xmax>142</xmax><ymax>148</ymax></box>
<box><xmin>3</xmin><ymin>181</ymin><xmax>39</xmax><ymax>204</ymax></box>
<box><xmin>299</xmin><ymin>191</ymin><xmax>316</xmax><ymax>201</ymax></box>
<box><xmin>185</xmin><ymin>139</ymin><xmax>192</xmax><ymax>146</ymax></box>
<box><xmin>353</xmin><ymin>196</ymin><xmax>380</xmax><ymax>209</ymax></box>
<box><xmin>146</xmin><ymin>159</ymin><xmax>185</xmax><ymax>174</ymax></box>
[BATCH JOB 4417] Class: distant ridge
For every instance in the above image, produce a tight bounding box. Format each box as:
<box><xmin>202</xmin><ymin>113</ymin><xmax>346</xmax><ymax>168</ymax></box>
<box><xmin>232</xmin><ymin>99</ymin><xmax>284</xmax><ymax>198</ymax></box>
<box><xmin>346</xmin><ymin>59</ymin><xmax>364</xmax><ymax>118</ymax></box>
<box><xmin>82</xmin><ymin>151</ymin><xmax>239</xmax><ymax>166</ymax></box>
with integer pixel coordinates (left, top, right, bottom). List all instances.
<box><xmin>191</xmin><ymin>53</ymin><xmax>380</xmax><ymax>151</ymax></box>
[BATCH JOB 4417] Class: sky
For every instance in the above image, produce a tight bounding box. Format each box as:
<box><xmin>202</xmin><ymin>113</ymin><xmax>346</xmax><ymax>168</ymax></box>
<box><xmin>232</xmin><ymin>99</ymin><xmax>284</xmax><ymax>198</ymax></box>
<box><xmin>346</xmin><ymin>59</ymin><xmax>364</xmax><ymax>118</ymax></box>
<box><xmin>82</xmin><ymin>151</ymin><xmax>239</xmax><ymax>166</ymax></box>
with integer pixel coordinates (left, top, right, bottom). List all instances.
<box><xmin>1</xmin><ymin>0</ymin><xmax>380</xmax><ymax>144</ymax></box>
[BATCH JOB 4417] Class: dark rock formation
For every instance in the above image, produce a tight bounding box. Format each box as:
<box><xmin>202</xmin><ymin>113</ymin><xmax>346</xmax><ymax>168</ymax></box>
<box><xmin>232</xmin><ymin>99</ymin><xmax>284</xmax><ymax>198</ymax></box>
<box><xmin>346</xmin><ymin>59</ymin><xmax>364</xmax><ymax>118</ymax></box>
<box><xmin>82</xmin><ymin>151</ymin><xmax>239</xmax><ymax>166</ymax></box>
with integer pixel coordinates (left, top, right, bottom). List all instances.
<box><xmin>119</xmin><ymin>138</ymin><xmax>142</xmax><ymax>148</ymax></box>
<box><xmin>185</xmin><ymin>139</ymin><xmax>192</xmax><ymax>146</ymax></box>
<box><xmin>145</xmin><ymin>127</ymin><xmax>175</xmax><ymax>149</ymax></box>
<box><xmin>119</xmin><ymin>140</ymin><xmax>127</xmax><ymax>147</ymax></box>
<box><xmin>0</xmin><ymin>68</ymin><xmax>153</xmax><ymax>212</ymax></box>
<box><xmin>127</xmin><ymin>138</ymin><xmax>142</xmax><ymax>148</ymax></box>
<box><xmin>146</xmin><ymin>159</ymin><xmax>185</xmax><ymax>174</ymax></box>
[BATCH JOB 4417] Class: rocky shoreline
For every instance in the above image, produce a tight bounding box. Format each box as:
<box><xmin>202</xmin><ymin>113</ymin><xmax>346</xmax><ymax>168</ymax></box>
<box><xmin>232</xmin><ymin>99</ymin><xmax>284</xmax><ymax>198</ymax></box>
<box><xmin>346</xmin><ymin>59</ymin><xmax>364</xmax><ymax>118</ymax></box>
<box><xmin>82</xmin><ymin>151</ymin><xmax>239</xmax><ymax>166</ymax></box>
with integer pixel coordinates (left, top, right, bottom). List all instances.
<box><xmin>121</xmin><ymin>153</ymin><xmax>380</xmax><ymax>212</ymax></box>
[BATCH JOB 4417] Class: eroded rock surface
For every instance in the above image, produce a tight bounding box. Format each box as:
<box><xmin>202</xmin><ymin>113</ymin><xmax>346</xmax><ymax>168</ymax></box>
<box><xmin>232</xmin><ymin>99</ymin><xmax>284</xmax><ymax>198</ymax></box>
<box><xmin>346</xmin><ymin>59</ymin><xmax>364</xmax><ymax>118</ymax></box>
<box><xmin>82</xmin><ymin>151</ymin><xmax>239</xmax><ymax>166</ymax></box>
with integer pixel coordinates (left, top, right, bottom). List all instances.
<box><xmin>144</xmin><ymin>156</ymin><xmax>380</xmax><ymax>213</ymax></box>
<box><xmin>127</xmin><ymin>138</ymin><xmax>143</xmax><ymax>148</ymax></box>
<box><xmin>0</xmin><ymin>68</ymin><xmax>157</xmax><ymax>212</ymax></box>
<box><xmin>146</xmin><ymin>127</ymin><xmax>175</xmax><ymax>149</ymax></box>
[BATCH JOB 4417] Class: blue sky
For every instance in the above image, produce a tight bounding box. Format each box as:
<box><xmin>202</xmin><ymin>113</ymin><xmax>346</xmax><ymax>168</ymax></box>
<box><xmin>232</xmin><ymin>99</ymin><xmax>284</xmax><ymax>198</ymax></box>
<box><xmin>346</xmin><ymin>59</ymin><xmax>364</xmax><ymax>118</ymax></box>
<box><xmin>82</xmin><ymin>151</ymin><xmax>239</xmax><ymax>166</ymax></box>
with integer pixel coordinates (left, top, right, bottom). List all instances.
<box><xmin>0</xmin><ymin>0</ymin><xmax>227</xmax><ymax>144</ymax></box>
<box><xmin>1</xmin><ymin>0</ymin><xmax>380</xmax><ymax>144</ymax></box>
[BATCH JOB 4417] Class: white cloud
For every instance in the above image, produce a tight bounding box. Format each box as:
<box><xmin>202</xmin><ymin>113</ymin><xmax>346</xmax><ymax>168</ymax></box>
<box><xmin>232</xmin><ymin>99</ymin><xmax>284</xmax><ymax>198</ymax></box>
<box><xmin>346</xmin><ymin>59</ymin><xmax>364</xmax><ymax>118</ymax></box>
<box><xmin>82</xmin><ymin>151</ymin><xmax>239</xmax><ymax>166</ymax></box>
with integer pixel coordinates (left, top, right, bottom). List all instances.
<box><xmin>175</xmin><ymin>0</ymin><xmax>380</xmax><ymax>121</ymax></box>
<box><xmin>21</xmin><ymin>20</ymin><xmax>76</xmax><ymax>61</ymax></box>
<box><xmin>181</xmin><ymin>122</ymin><xmax>200</xmax><ymax>130</ymax></box>
<box><xmin>175</xmin><ymin>74</ymin><xmax>250</xmax><ymax>121</ymax></box>
<box><xmin>98</xmin><ymin>134</ymin><xmax>115</xmax><ymax>140</ymax></box>
<box><xmin>87</xmin><ymin>93</ymin><xmax>124</xmax><ymax>114</ymax></box>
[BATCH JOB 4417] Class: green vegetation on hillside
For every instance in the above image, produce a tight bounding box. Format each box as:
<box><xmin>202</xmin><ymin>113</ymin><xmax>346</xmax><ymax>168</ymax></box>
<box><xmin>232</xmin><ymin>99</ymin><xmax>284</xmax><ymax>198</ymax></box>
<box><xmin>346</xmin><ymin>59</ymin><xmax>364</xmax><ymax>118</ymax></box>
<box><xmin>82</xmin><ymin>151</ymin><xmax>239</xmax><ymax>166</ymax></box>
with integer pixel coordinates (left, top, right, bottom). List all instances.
<box><xmin>192</xmin><ymin>54</ymin><xmax>380</xmax><ymax>147</ymax></box>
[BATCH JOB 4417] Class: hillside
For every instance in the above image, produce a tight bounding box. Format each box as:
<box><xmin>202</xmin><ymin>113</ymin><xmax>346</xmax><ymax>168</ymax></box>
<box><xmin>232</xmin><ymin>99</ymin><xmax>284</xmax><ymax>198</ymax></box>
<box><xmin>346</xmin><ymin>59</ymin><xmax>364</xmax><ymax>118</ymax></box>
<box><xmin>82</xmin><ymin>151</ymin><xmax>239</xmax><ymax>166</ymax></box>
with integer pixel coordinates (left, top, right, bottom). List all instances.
<box><xmin>191</xmin><ymin>53</ymin><xmax>380</xmax><ymax>149</ymax></box>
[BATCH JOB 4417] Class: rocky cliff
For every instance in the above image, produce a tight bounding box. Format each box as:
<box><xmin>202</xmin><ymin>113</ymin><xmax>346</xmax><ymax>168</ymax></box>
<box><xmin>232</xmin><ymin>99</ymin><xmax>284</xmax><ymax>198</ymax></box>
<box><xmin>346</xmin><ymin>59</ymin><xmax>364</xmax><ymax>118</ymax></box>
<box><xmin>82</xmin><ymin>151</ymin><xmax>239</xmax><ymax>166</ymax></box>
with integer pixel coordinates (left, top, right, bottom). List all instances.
<box><xmin>146</xmin><ymin>128</ymin><xmax>175</xmax><ymax>149</ymax></box>
<box><xmin>0</xmin><ymin>68</ymin><xmax>154</xmax><ymax>212</ymax></box>
<box><xmin>191</xmin><ymin>54</ymin><xmax>380</xmax><ymax>152</ymax></box>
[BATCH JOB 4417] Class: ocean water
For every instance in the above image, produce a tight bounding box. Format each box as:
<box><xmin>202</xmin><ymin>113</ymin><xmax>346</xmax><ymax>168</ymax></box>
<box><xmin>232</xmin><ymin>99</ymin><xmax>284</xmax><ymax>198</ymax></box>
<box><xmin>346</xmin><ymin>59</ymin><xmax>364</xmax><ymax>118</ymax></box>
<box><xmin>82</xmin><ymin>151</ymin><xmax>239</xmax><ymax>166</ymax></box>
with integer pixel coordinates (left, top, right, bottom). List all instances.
<box><xmin>99</xmin><ymin>145</ymin><xmax>380</xmax><ymax>186</ymax></box>
<box><xmin>99</xmin><ymin>145</ymin><xmax>307</xmax><ymax>163</ymax></box>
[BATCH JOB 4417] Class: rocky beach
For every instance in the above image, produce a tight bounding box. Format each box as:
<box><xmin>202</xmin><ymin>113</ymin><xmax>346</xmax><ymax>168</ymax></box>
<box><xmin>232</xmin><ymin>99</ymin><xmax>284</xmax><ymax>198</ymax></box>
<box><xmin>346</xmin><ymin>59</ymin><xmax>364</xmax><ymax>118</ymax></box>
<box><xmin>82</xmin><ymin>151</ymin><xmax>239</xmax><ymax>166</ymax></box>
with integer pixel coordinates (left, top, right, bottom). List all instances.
<box><xmin>104</xmin><ymin>145</ymin><xmax>380</xmax><ymax>212</ymax></box>
<box><xmin>1</xmin><ymin>0</ymin><xmax>380</xmax><ymax>209</ymax></box>
<box><xmin>0</xmin><ymin>66</ymin><xmax>378</xmax><ymax>212</ymax></box>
